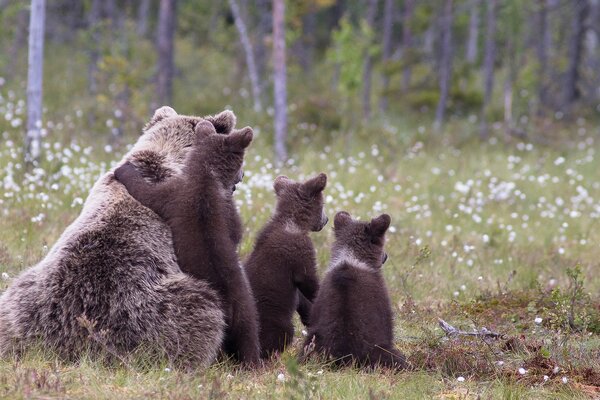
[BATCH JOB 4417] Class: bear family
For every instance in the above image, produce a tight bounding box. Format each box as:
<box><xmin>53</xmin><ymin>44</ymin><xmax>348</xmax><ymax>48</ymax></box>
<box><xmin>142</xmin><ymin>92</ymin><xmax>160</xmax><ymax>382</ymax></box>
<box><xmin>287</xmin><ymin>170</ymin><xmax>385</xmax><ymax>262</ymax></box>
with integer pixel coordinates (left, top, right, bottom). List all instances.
<box><xmin>0</xmin><ymin>107</ymin><xmax>247</xmax><ymax>367</ymax></box>
<box><xmin>304</xmin><ymin>211</ymin><xmax>407</xmax><ymax>370</ymax></box>
<box><xmin>244</xmin><ymin>174</ymin><xmax>328</xmax><ymax>358</ymax></box>
<box><xmin>113</xmin><ymin>120</ymin><xmax>260</xmax><ymax>364</ymax></box>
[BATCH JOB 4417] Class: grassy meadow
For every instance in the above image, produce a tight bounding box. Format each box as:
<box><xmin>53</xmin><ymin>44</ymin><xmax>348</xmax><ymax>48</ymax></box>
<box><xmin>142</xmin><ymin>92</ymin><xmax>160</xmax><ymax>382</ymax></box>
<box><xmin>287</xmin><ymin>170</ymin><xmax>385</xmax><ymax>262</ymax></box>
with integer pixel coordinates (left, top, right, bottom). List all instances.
<box><xmin>0</xmin><ymin>99</ymin><xmax>599</xmax><ymax>399</ymax></box>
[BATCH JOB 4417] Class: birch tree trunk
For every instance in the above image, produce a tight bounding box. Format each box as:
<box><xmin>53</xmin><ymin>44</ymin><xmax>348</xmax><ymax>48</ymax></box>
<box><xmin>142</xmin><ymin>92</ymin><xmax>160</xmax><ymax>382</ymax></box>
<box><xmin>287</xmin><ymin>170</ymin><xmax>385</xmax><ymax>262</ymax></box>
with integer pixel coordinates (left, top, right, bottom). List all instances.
<box><xmin>402</xmin><ymin>0</ymin><xmax>415</xmax><ymax>91</ymax></box>
<box><xmin>273</xmin><ymin>0</ymin><xmax>287</xmax><ymax>163</ymax></box>
<box><xmin>434</xmin><ymin>0</ymin><xmax>453</xmax><ymax>131</ymax></box>
<box><xmin>156</xmin><ymin>0</ymin><xmax>177</xmax><ymax>107</ymax></box>
<box><xmin>26</xmin><ymin>0</ymin><xmax>46</xmax><ymax>164</ymax></box>
<box><xmin>465</xmin><ymin>0</ymin><xmax>480</xmax><ymax>64</ymax></box>
<box><xmin>229</xmin><ymin>0</ymin><xmax>262</xmax><ymax>112</ymax></box>
<box><xmin>361</xmin><ymin>0</ymin><xmax>378</xmax><ymax>119</ymax></box>
<box><xmin>379</xmin><ymin>0</ymin><xmax>394</xmax><ymax>112</ymax></box>
<box><xmin>479</xmin><ymin>0</ymin><xmax>497</xmax><ymax>139</ymax></box>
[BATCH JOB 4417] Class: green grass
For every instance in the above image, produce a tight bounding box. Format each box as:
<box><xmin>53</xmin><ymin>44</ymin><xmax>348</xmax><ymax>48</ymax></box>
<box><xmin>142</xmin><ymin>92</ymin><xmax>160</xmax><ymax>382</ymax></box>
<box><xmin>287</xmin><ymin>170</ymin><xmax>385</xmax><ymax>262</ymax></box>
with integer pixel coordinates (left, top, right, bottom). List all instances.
<box><xmin>1</xmin><ymin>113</ymin><xmax>599</xmax><ymax>398</ymax></box>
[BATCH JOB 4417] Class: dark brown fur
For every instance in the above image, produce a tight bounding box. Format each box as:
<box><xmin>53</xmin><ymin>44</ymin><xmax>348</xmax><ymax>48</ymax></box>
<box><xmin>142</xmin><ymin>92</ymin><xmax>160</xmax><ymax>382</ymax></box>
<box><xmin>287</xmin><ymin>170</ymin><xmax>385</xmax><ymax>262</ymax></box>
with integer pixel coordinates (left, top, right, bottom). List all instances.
<box><xmin>114</xmin><ymin>121</ymin><xmax>260</xmax><ymax>365</ymax></box>
<box><xmin>244</xmin><ymin>174</ymin><xmax>328</xmax><ymax>358</ymax></box>
<box><xmin>304</xmin><ymin>212</ymin><xmax>407</xmax><ymax>371</ymax></box>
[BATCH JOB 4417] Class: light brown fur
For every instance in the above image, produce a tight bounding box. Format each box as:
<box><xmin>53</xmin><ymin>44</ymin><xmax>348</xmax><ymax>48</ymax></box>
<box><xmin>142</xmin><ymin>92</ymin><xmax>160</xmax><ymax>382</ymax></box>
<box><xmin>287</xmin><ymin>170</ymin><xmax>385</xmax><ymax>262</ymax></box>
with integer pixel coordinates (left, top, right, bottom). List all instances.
<box><xmin>0</xmin><ymin>107</ymin><xmax>237</xmax><ymax>367</ymax></box>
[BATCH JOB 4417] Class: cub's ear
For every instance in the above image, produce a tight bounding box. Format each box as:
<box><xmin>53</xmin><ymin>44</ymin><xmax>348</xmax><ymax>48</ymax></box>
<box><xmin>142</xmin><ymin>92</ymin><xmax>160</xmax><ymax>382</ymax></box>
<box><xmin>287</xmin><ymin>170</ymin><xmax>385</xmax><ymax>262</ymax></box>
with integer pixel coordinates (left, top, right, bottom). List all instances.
<box><xmin>274</xmin><ymin>175</ymin><xmax>292</xmax><ymax>196</ymax></box>
<box><xmin>334</xmin><ymin>211</ymin><xmax>352</xmax><ymax>229</ymax></box>
<box><xmin>144</xmin><ymin>106</ymin><xmax>177</xmax><ymax>132</ymax></box>
<box><xmin>195</xmin><ymin>120</ymin><xmax>217</xmax><ymax>139</ymax></box>
<box><xmin>368</xmin><ymin>214</ymin><xmax>391</xmax><ymax>238</ymax></box>
<box><xmin>225</xmin><ymin>127</ymin><xmax>253</xmax><ymax>151</ymax></box>
<box><xmin>205</xmin><ymin>110</ymin><xmax>236</xmax><ymax>134</ymax></box>
<box><xmin>303</xmin><ymin>173</ymin><xmax>327</xmax><ymax>196</ymax></box>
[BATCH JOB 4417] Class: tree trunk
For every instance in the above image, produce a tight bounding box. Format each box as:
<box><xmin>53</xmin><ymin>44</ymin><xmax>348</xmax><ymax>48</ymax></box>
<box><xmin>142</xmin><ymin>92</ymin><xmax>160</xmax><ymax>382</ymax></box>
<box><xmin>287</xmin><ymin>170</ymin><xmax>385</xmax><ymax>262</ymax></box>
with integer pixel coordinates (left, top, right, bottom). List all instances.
<box><xmin>402</xmin><ymin>0</ymin><xmax>415</xmax><ymax>91</ymax></box>
<box><xmin>536</xmin><ymin>0</ymin><xmax>549</xmax><ymax>111</ymax></box>
<box><xmin>272</xmin><ymin>0</ymin><xmax>287</xmax><ymax>164</ymax></box>
<box><xmin>379</xmin><ymin>0</ymin><xmax>394</xmax><ymax>112</ymax></box>
<box><xmin>298</xmin><ymin>7</ymin><xmax>316</xmax><ymax>74</ymax></box>
<box><xmin>504</xmin><ymin>37</ymin><xmax>515</xmax><ymax>138</ymax></box>
<box><xmin>563</xmin><ymin>0</ymin><xmax>588</xmax><ymax>109</ymax></box>
<box><xmin>156</xmin><ymin>0</ymin><xmax>177</xmax><ymax>106</ymax></box>
<box><xmin>434</xmin><ymin>0</ymin><xmax>453</xmax><ymax>131</ymax></box>
<box><xmin>361</xmin><ymin>0</ymin><xmax>378</xmax><ymax>119</ymax></box>
<box><xmin>26</xmin><ymin>0</ymin><xmax>46</xmax><ymax>165</ymax></box>
<box><xmin>254</xmin><ymin>0</ymin><xmax>270</xmax><ymax>86</ymax></box>
<box><xmin>6</xmin><ymin>7</ymin><xmax>29</xmax><ymax>78</ymax></box>
<box><xmin>229</xmin><ymin>0</ymin><xmax>262</xmax><ymax>112</ymax></box>
<box><xmin>137</xmin><ymin>0</ymin><xmax>151</xmax><ymax>37</ymax></box>
<box><xmin>465</xmin><ymin>0</ymin><xmax>480</xmax><ymax>64</ymax></box>
<box><xmin>87</xmin><ymin>0</ymin><xmax>102</xmax><ymax>128</ymax></box>
<box><xmin>479</xmin><ymin>0</ymin><xmax>497</xmax><ymax>139</ymax></box>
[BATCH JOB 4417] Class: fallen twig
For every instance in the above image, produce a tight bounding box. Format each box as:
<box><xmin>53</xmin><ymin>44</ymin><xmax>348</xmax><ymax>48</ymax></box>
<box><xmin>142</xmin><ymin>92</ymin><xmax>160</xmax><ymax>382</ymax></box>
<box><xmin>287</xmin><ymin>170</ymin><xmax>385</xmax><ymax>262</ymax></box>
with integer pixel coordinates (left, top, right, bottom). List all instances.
<box><xmin>438</xmin><ymin>318</ymin><xmax>505</xmax><ymax>339</ymax></box>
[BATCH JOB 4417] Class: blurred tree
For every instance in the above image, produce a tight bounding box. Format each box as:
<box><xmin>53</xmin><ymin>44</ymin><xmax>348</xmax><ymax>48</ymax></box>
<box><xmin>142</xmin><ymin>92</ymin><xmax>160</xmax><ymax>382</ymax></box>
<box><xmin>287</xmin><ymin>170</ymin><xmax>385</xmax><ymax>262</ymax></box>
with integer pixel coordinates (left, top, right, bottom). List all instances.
<box><xmin>434</xmin><ymin>0</ymin><xmax>453</xmax><ymax>131</ymax></box>
<box><xmin>87</xmin><ymin>0</ymin><xmax>101</xmax><ymax>127</ymax></box>
<box><xmin>536</xmin><ymin>0</ymin><xmax>550</xmax><ymax>113</ymax></box>
<box><xmin>402</xmin><ymin>0</ymin><xmax>415</xmax><ymax>91</ymax></box>
<box><xmin>156</xmin><ymin>0</ymin><xmax>177</xmax><ymax>107</ymax></box>
<box><xmin>254</xmin><ymin>0</ymin><xmax>271</xmax><ymax>85</ymax></box>
<box><xmin>137</xmin><ymin>0</ymin><xmax>151</xmax><ymax>37</ymax></box>
<box><xmin>6</xmin><ymin>5</ymin><xmax>28</xmax><ymax>78</ymax></box>
<box><xmin>378</xmin><ymin>0</ymin><xmax>394</xmax><ymax>113</ymax></box>
<box><xmin>563</xmin><ymin>0</ymin><xmax>588</xmax><ymax>111</ymax></box>
<box><xmin>361</xmin><ymin>0</ymin><xmax>378</xmax><ymax>119</ymax></box>
<box><xmin>479</xmin><ymin>0</ymin><xmax>497</xmax><ymax>139</ymax></box>
<box><xmin>465</xmin><ymin>0</ymin><xmax>480</xmax><ymax>64</ymax></box>
<box><xmin>273</xmin><ymin>0</ymin><xmax>287</xmax><ymax>163</ymax></box>
<box><xmin>26</xmin><ymin>0</ymin><xmax>45</xmax><ymax>164</ymax></box>
<box><xmin>229</xmin><ymin>0</ymin><xmax>263</xmax><ymax>112</ymax></box>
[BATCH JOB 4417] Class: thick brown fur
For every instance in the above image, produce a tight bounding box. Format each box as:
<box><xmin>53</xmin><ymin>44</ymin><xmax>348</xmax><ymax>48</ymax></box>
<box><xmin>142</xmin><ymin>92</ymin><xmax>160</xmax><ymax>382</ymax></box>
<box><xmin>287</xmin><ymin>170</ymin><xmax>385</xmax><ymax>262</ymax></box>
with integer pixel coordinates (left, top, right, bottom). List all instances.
<box><xmin>304</xmin><ymin>211</ymin><xmax>407</xmax><ymax>371</ymax></box>
<box><xmin>114</xmin><ymin>121</ymin><xmax>260</xmax><ymax>365</ymax></box>
<box><xmin>244</xmin><ymin>174</ymin><xmax>328</xmax><ymax>358</ymax></box>
<box><xmin>0</xmin><ymin>107</ymin><xmax>240</xmax><ymax>367</ymax></box>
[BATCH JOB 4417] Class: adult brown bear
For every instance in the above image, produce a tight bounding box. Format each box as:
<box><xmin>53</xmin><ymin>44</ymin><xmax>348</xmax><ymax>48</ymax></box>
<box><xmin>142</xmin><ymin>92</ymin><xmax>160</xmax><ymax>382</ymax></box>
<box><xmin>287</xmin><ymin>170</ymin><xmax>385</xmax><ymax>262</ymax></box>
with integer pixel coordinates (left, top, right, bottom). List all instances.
<box><xmin>0</xmin><ymin>107</ymin><xmax>238</xmax><ymax>367</ymax></box>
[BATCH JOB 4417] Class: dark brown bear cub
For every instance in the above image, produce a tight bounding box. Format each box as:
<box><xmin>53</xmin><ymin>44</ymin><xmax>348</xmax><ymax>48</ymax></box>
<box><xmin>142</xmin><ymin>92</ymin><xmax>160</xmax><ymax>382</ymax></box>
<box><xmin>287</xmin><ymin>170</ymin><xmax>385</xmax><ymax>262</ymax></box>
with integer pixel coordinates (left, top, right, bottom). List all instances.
<box><xmin>304</xmin><ymin>211</ymin><xmax>407</xmax><ymax>370</ymax></box>
<box><xmin>244</xmin><ymin>174</ymin><xmax>328</xmax><ymax>358</ymax></box>
<box><xmin>113</xmin><ymin>120</ymin><xmax>260</xmax><ymax>365</ymax></box>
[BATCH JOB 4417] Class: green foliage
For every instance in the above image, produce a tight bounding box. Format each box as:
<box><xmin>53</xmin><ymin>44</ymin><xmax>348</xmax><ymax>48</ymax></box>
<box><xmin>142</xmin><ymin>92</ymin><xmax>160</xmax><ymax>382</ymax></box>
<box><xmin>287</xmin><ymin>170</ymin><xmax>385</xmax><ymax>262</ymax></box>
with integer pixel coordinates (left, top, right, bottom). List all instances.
<box><xmin>543</xmin><ymin>265</ymin><xmax>600</xmax><ymax>334</ymax></box>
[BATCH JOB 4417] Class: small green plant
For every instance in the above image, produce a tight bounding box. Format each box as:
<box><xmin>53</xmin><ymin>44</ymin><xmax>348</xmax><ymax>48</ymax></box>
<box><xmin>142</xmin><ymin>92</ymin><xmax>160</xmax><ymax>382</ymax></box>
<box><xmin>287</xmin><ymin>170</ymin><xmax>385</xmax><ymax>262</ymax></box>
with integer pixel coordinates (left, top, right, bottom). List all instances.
<box><xmin>543</xmin><ymin>264</ymin><xmax>600</xmax><ymax>333</ymax></box>
<box><xmin>283</xmin><ymin>355</ymin><xmax>317</xmax><ymax>400</ymax></box>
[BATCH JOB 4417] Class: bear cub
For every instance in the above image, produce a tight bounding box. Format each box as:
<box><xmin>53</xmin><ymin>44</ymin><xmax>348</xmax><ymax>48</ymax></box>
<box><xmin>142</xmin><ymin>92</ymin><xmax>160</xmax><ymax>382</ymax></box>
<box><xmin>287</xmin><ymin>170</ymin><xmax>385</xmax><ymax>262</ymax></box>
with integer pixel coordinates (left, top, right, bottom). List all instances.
<box><xmin>303</xmin><ymin>211</ymin><xmax>407</xmax><ymax>370</ymax></box>
<box><xmin>244</xmin><ymin>174</ymin><xmax>328</xmax><ymax>358</ymax></box>
<box><xmin>114</xmin><ymin>120</ymin><xmax>260</xmax><ymax>365</ymax></box>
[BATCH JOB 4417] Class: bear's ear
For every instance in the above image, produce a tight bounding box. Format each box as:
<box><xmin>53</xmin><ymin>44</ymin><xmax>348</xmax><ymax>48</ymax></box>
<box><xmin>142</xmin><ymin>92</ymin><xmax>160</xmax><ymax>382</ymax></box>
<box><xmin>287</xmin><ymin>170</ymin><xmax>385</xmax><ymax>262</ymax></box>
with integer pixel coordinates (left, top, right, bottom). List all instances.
<box><xmin>303</xmin><ymin>173</ymin><xmax>327</xmax><ymax>196</ymax></box>
<box><xmin>334</xmin><ymin>211</ymin><xmax>352</xmax><ymax>229</ymax></box>
<box><xmin>367</xmin><ymin>214</ymin><xmax>391</xmax><ymax>238</ymax></box>
<box><xmin>144</xmin><ymin>106</ymin><xmax>177</xmax><ymax>132</ymax></box>
<box><xmin>194</xmin><ymin>120</ymin><xmax>217</xmax><ymax>140</ymax></box>
<box><xmin>205</xmin><ymin>110</ymin><xmax>236</xmax><ymax>134</ymax></box>
<box><xmin>274</xmin><ymin>175</ymin><xmax>292</xmax><ymax>196</ymax></box>
<box><xmin>225</xmin><ymin>127</ymin><xmax>253</xmax><ymax>151</ymax></box>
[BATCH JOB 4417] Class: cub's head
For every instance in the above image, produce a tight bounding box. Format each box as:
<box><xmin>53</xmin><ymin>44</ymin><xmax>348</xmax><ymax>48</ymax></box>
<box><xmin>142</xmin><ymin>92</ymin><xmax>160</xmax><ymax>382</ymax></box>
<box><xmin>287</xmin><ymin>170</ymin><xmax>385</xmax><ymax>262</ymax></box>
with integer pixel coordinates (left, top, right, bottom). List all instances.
<box><xmin>331</xmin><ymin>211</ymin><xmax>391</xmax><ymax>270</ymax></box>
<box><xmin>195</xmin><ymin>120</ymin><xmax>253</xmax><ymax>193</ymax></box>
<box><xmin>273</xmin><ymin>173</ymin><xmax>328</xmax><ymax>232</ymax></box>
<box><xmin>126</xmin><ymin>106</ymin><xmax>237</xmax><ymax>183</ymax></box>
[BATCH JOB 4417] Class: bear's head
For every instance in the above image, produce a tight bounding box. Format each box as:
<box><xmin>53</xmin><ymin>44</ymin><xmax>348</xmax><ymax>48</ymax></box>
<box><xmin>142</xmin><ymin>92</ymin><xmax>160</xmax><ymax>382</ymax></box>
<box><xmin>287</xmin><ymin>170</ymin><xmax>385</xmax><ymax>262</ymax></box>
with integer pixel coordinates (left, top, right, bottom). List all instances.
<box><xmin>272</xmin><ymin>173</ymin><xmax>328</xmax><ymax>233</ymax></box>
<box><xmin>331</xmin><ymin>211</ymin><xmax>390</xmax><ymax>270</ymax></box>
<box><xmin>126</xmin><ymin>106</ymin><xmax>237</xmax><ymax>183</ymax></box>
<box><xmin>194</xmin><ymin>120</ymin><xmax>254</xmax><ymax>193</ymax></box>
